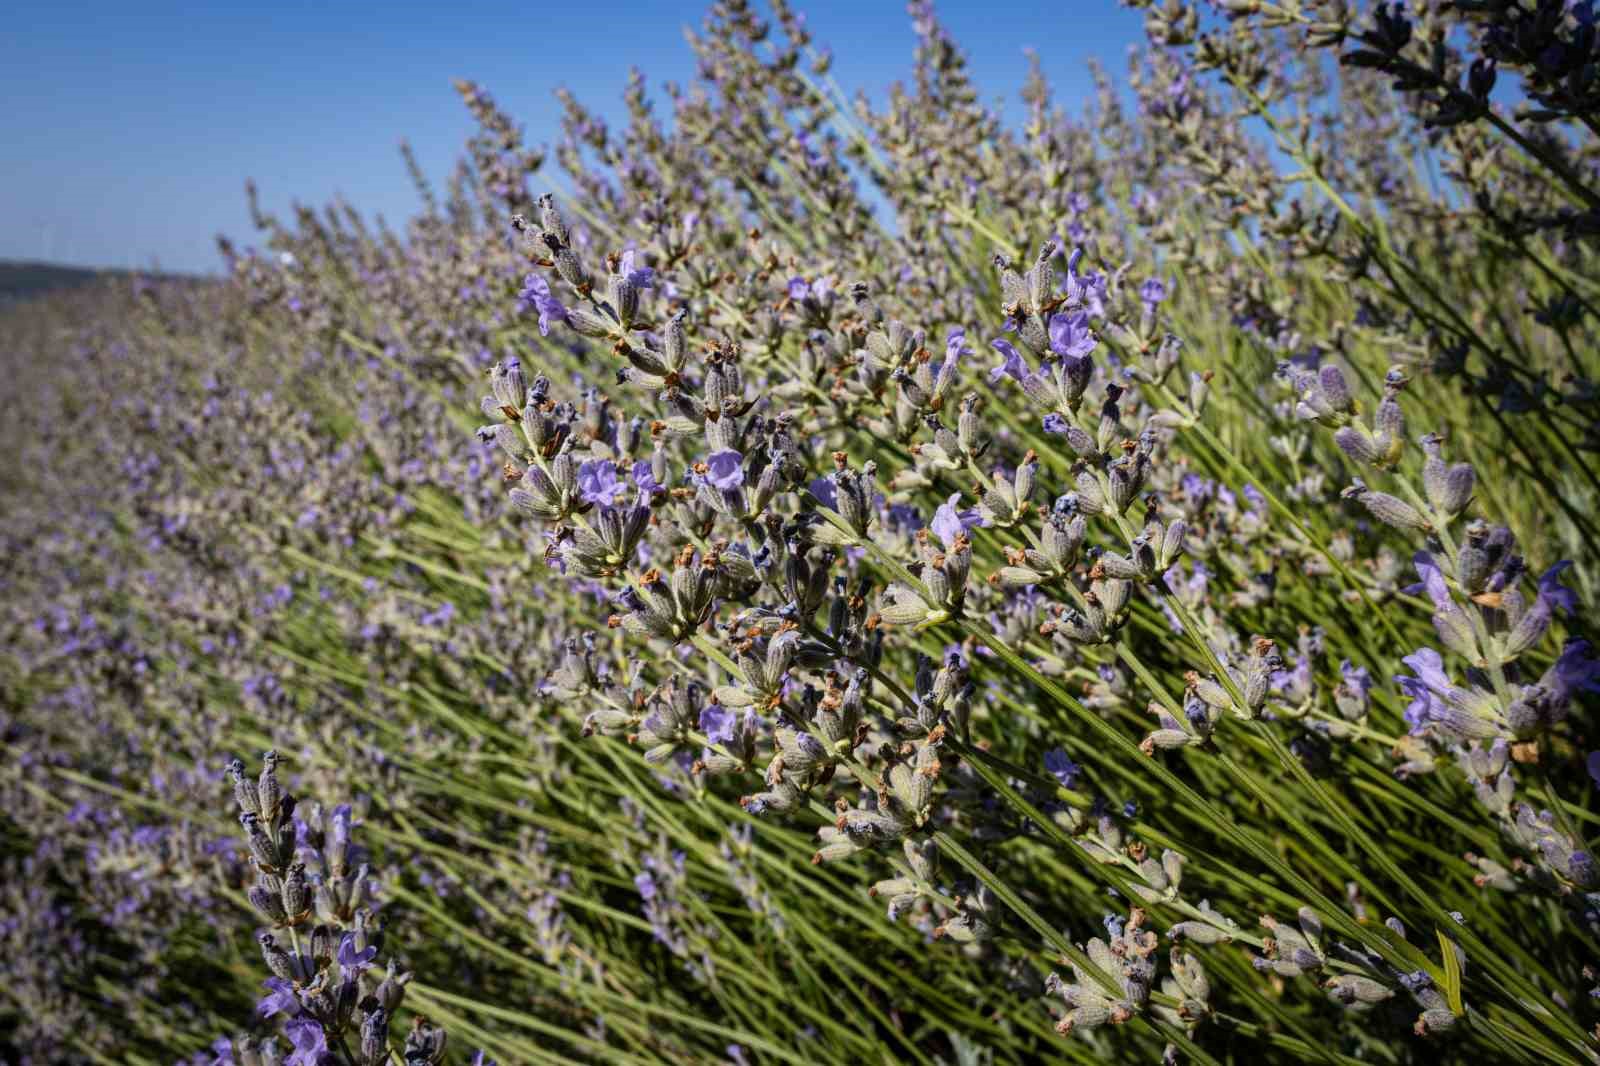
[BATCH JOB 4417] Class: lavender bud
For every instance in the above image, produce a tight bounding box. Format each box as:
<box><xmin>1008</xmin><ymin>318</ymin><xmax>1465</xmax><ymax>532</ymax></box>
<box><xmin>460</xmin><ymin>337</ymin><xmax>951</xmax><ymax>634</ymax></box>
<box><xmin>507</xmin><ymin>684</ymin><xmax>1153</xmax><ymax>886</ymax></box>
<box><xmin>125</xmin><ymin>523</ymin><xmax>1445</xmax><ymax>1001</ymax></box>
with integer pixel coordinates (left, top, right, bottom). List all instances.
<box><xmin>1169</xmin><ymin>921</ymin><xmax>1233</xmax><ymax>945</ymax></box>
<box><xmin>1041</xmin><ymin>513</ymin><xmax>1085</xmax><ymax>570</ymax></box>
<box><xmin>553</xmin><ymin>247</ymin><xmax>588</xmax><ymax>290</ymax></box>
<box><xmin>995</xmin><ymin>566</ymin><xmax>1046</xmax><ymax>588</ymax></box>
<box><xmin>228</xmin><ymin>757</ymin><xmax>260</xmax><ymax>817</ymax></box>
<box><xmin>1062</xmin><ymin>424</ymin><xmax>1098</xmax><ymax>457</ymax></box>
<box><xmin>257</xmin><ymin>750</ymin><xmax>283</xmax><ymax>822</ymax></box>
<box><xmin>360</xmin><ymin>1008</ymin><xmax>389</xmax><ymax>1066</ymax></box>
<box><xmin>1374</xmin><ymin>395</ymin><xmax>1405</xmax><ymax>451</ymax></box>
<box><xmin>1014</xmin><ymin>458</ymin><xmax>1037</xmax><ymax>504</ymax></box>
<box><xmin>904</xmin><ymin>838</ymin><xmax>938</xmax><ymax>882</ymax></box>
<box><xmin>1333</xmin><ymin>426</ymin><xmax>1380</xmax><ymax>465</ymax></box>
<box><xmin>258</xmin><ymin>933</ymin><xmax>295</xmax><ymax>981</ymax></box>
<box><xmin>1027</xmin><ymin>242</ymin><xmax>1057</xmax><ymax>313</ymax></box>
<box><xmin>1161</xmin><ymin>850</ymin><xmax>1186</xmax><ymax>892</ymax></box>
<box><xmin>374</xmin><ymin>959</ymin><xmax>412</xmax><ymax>1012</ymax></box>
<box><xmin>777</xmin><ymin>729</ymin><xmax>828</xmax><ymax>775</ymax></box>
<box><xmin>1343</xmin><ymin>482</ymin><xmax>1430</xmax><ymax>531</ymax></box>
<box><xmin>664</xmin><ymin>310</ymin><xmax>688</xmax><ymax>371</ymax></box>
<box><xmin>1432</xmin><ymin>604</ymin><xmax>1481</xmax><ymax>662</ymax></box>
<box><xmin>1159</xmin><ymin>520</ymin><xmax>1186</xmax><ymax>569</ymax></box>
<box><xmin>537</xmin><ymin>193</ymin><xmax>569</xmax><ymax>245</ymax></box>
<box><xmin>1456</xmin><ymin>539</ymin><xmax>1491</xmax><ymax>593</ymax></box>
<box><xmin>1416</xmin><ymin>1007</ymin><xmax>1457</xmax><ymax>1035</ymax></box>
<box><xmin>607</xmin><ymin>273</ymin><xmax>639</xmax><ymax>328</ymax></box>
<box><xmin>1105</xmin><ymin>468</ymin><xmax>1137</xmax><ymax>515</ymax></box>
<box><xmin>1186</xmin><ymin>368</ymin><xmax>1209</xmax><ymax>414</ymax></box>
<box><xmin>491</xmin><ymin>360</ymin><xmax>525</xmax><ymax>410</ymax></box>
<box><xmin>566</xmin><ymin>306</ymin><xmax>615</xmax><ymax>338</ymax></box>
<box><xmin>486</xmin><ymin>423</ymin><xmax>525</xmax><ymax>465</ymax></box>
<box><xmin>249</xmin><ymin>882</ymin><xmax>288</xmax><ymax>924</ymax></box>
<box><xmin>281</xmin><ymin>862</ymin><xmax>310</xmax><ymax>919</ymax></box>
<box><xmin>240</xmin><ymin>813</ymin><xmax>279</xmax><ymax>871</ymax></box>
<box><xmin>404</xmin><ymin>1021</ymin><xmax>448</xmax><ymax>1065</ymax></box>
<box><xmin>1098</xmin><ymin>552</ymin><xmax>1144</xmax><ymax>581</ymax></box>
<box><xmin>812</xmin><ymin>826</ymin><xmax>865</xmax><ymax>864</ymax></box>
<box><xmin>1501</xmin><ymin>600</ymin><xmax>1552</xmax><ymax>660</ymax></box>
<box><xmin>1242</xmin><ymin>638</ymin><xmax>1280</xmax><ymax>714</ymax></box>
<box><xmin>1297</xmin><ymin>908</ymin><xmax>1323</xmax><ymax>944</ymax></box>
<box><xmin>1096</xmin><ymin>578</ymin><xmax>1131</xmax><ymax>617</ymax></box>
<box><xmin>1418</xmin><ymin>438</ymin><xmax>1466</xmax><ymax>516</ymax></box>
<box><xmin>1143</xmin><ymin>729</ymin><xmax>1192</xmax><ymax>751</ymax></box>
<box><xmin>1326</xmin><ymin>975</ymin><xmax>1395</xmax><ymax>1007</ymax></box>
<box><xmin>308</xmin><ymin>924</ymin><xmax>336</xmax><ymax>964</ymax></box>
<box><xmin>1319</xmin><ymin>365</ymin><xmax>1352</xmax><ymax>413</ymax></box>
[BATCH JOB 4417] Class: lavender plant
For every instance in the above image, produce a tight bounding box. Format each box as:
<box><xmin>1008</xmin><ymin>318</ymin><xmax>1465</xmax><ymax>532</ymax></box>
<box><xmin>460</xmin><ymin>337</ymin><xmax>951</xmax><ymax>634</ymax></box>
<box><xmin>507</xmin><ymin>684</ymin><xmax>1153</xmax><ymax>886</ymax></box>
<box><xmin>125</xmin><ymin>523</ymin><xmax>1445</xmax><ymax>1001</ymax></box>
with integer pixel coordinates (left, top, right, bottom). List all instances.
<box><xmin>2</xmin><ymin>1</ymin><xmax>1599</xmax><ymax>1063</ymax></box>
<box><xmin>220</xmin><ymin>750</ymin><xmax>445</xmax><ymax>1066</ymax></box>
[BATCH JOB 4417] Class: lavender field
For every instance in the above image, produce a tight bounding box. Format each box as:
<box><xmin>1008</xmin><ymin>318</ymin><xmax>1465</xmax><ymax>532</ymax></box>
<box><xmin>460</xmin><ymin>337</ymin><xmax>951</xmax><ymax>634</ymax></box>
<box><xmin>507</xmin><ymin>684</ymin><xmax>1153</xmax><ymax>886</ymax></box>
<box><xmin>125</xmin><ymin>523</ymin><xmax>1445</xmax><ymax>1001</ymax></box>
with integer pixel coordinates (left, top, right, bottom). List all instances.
<box><xmin>4</xmin><ymin>1</ymin><xmax>1600</xmax><ymax>1063</ymax></box>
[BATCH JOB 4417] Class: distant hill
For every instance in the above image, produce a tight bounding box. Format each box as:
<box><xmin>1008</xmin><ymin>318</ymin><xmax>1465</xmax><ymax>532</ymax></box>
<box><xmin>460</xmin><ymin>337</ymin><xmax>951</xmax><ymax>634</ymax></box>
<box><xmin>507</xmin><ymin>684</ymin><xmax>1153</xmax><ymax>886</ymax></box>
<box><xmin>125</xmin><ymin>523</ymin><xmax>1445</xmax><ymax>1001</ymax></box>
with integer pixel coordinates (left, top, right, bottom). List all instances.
<box><xmin>0</xmin><ymin>260</ymin><xmax>197</xmax><ymax>306</ymax></box>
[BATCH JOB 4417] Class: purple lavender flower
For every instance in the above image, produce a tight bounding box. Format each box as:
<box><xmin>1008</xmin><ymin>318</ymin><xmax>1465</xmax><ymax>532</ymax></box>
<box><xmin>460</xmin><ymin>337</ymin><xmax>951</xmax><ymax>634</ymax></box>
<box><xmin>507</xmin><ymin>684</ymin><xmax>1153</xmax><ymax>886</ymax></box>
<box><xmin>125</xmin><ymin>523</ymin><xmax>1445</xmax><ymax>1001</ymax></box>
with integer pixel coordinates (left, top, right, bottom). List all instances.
<box><xmin>578</xmin><ymin>459</ymin><xmax>624</xmax><ymax>508</ymax></box>
<box><xmin>699</xmin><ymin>705</ymin><xmax>736</xmax><ymax>746</ymax></box>
<box><xmin>283</xmin><ymin>1017</ymin><xmax>328</xmax><ymax>1066</ymax></box>
<box><xmin>931</xmin><ymin>493</ymin><xmax>981</xmax><ymax>549</ymax></box>
<box><xmin>1164</xmin><ymin>561</ymin><xmax>1207</xmax><ymax>596</ymax></box>
<box><xmin>517</xmin><ymin>273</ymin><xmax>568</xmax><ymax>336</ymax></box>
<box><xmin>1409</xmin><ymin>552</ymin><xmax>1452</xmax><ymax>610</ymax></box>
<box><xmin>620</xmin><ymin>249</ymin><xmax>655</xmax><ymax>289</ymax></box>
<box><xmin>886</xmin><ymin>502</ymin><xmax>923</xmax><ymax>531</ymax></box>
<box><xmin>989</xmin><ymin>339</ymin><xmax>1029</xmax><ymax>384</ymax></box>
<box><xmin>787</xmin><ymin>276</ymin><xmax>831</xmax><ymax>303</ymax></box>
<box><xmin>1271</xmin><ymin>653</ymin><xmax>1314</xmax><ymax>697</ymax></box>
<box><xmin>1395</xmin><ymin>647</ymin><xmax>1494</xmax><ymax>739</ymax></box>
<box><xmin>337</xmin><ymin>931</ymin><xmax>377</xmax><ymax>972</ymax></box>
<box><xmin>331</xmin><ymin>800</ymin><xmax>356</xmax><ymax>851</ymax></box>
<box><xmin>1044</xmin><ymin>748</ymin><xmax>1080</xmax><ymax>789</ymax></box>
<box><xmin>1065</xmin><ymin>258</ymin><xmax>1110</xmax><ymax>316</ymax></box>
<box><xmin>257</xmin><ymin>977</ymin><xmax>301</xmax><ymax>1019</ymax></box>
<box><xmin>1139</xmin><ymin>277</ymin><xmax>1168</xmax><ymax>309</ymax></box>
<box><xmin>1503</xmin><ymin>560</ymin><xmax>1580</xmax><ymax>656</ymax></box>
<box><xmin>1339</xmin><ymin>660</ymin><xmax>1373</xmax><ymax>699</ymax></box>
<box><xmin>634</xmin><ymin>871</ymin><xmax>657</xmax><ymax>900</ymax></box>
<box><xmin>420</xmin><ymin>602</ymin><xmax>455</xmax><ymax>627</ymax></box>
<box><xmin>1041</xmin><ymin>413</ymin><xmax>1070</xmax><ymax>434</ymax></box>
<box><xmin>1398</xmin><ymin>970</ymin><xmax>1432</xmax><ymax>993</ymax></box>
<box><xmin>808</xmin><ymin>476</ymin><xmax>838</xmax><ymax>508</ymax></box>
<box><xmin>1537</xmin><ymin>561</ymin><xmax>1578</xmax><ymax>616</ymax></box>
<box><xmin>943</xmin><ymin>328</ymin><xmax>970</xmax><ymax>367</ymax></box>
<box><xmin>1179</xmin><ymin>473</ymin><xmax>1215</xmax><ymax>504</ymax></box>
<box><xmin>1397</xmin><ymin>648</ymin><xmax>1456</xmax><ymax>720</ymax></box>
<box><xmin>1061</xmin><ymin>247</ymin><xmax>1090</xmax><ymax>301</ymax></box>
<box><xmin>1048</xmin><ymin>311</ymin><xmax>1097</xmax><ymax>361</ymax></box>
<box><xmin>632</xmin><ymin>459</ymin><xmax>663</xmax><ymax>497</ymax></box>
<box><xmin>705</xmin><ymin>450</ymin><xmax>744</xmax><ymax>491</ymax></box>
<box><xmin>1546</xmin><ymin>639</ymin><xmax>1600</xmax><ymax>703</ymax></box>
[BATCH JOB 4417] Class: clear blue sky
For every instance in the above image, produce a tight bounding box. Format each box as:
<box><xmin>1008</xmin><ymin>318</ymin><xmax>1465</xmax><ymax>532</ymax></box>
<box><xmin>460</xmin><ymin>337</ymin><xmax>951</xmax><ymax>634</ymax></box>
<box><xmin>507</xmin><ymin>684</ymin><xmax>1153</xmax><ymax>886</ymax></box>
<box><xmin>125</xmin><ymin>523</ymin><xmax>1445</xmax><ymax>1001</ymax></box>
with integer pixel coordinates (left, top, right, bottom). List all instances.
<box><xmin>2</xmin><ymin>1</ymin><xmax>1145</xmax><ymax>274</ymax></box>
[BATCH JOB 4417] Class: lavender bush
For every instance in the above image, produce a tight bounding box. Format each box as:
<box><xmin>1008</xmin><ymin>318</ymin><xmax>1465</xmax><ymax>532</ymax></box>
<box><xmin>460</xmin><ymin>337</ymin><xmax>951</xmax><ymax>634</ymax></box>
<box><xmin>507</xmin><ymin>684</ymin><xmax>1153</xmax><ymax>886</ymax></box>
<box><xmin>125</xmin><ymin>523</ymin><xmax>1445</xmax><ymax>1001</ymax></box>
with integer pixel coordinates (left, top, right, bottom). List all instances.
<box><xmin>3</xmin><ymin>1</ymin><xmax>1599</xmax><ymax>1062</ymax></box>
